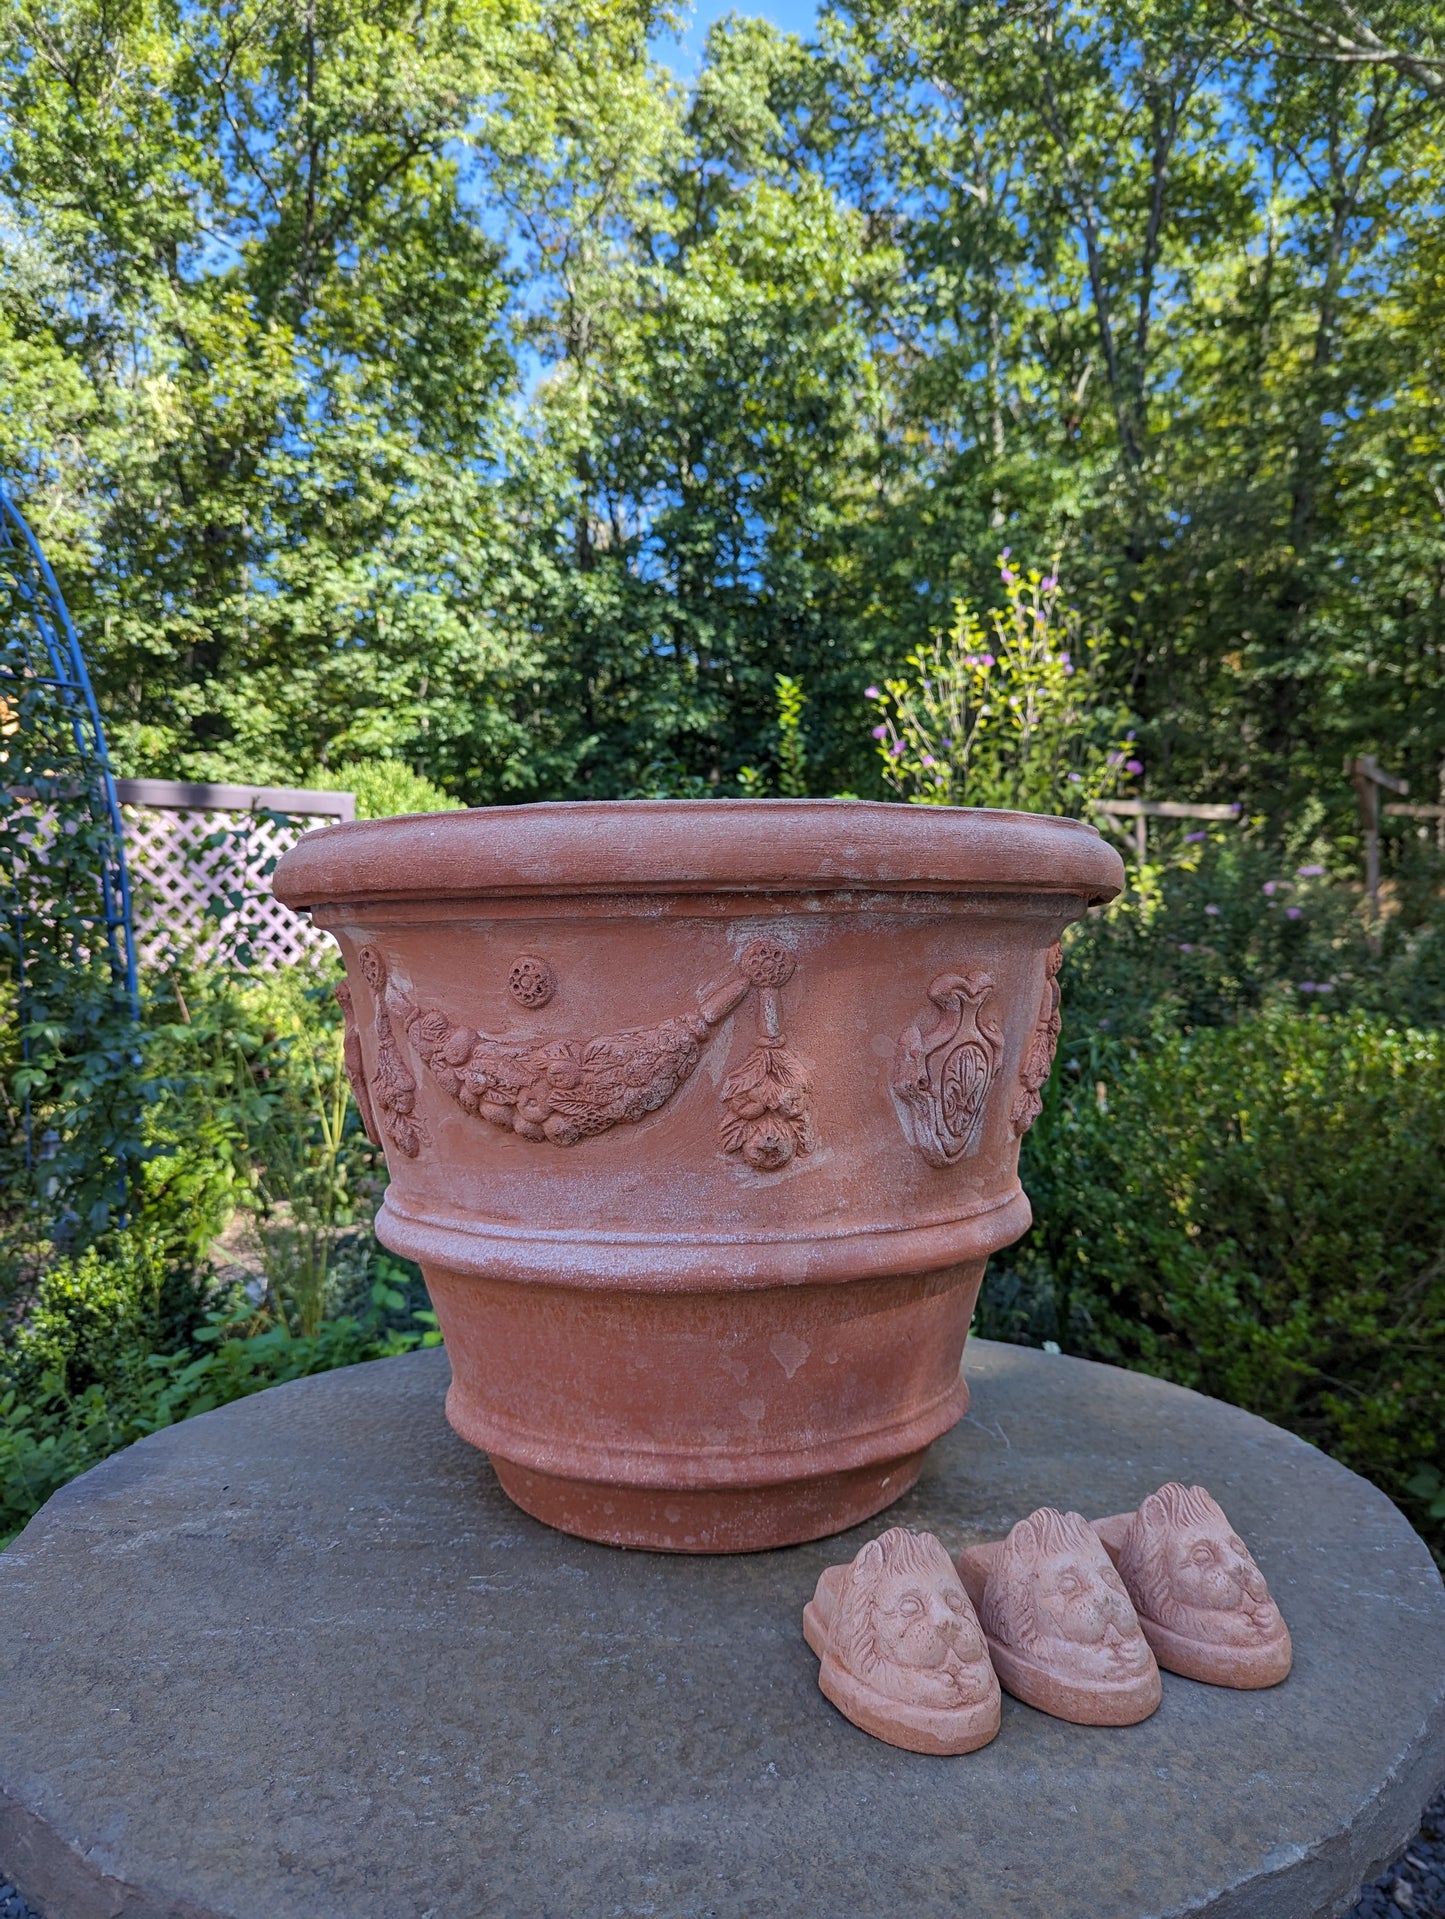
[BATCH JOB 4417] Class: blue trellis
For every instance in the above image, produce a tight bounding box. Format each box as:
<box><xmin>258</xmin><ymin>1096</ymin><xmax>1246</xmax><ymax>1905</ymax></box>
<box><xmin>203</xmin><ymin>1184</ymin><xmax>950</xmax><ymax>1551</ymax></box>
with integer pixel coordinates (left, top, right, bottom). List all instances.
<box><xmin>0</xmin><ymin>479</ymin><xmax>139</xmax><ymax>1214</ymax></box>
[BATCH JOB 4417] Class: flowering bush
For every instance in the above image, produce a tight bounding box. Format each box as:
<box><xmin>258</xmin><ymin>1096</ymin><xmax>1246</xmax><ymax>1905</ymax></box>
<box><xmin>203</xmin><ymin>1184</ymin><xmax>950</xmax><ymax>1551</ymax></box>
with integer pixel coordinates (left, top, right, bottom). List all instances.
<box><xmin>865</xmin><ymin>557</ymin><xmax>1134</xmax><ymax>815</ymax></box>
<box><xmin>1055</xmin><ymin>834</ymin><xmax>1445</xmax><ymax>1046</ymax></box>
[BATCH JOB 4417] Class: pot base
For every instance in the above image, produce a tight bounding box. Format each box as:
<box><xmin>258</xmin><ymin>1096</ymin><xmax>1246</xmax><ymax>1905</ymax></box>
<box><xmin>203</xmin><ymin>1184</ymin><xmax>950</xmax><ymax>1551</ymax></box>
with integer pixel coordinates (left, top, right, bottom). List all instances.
<box><xmin>424</xmin><ymin>1260</ymin><xmax>983</xmax><ymax>1554</ymax></box>
<box><xmin>488</xmin><ymin>1448</ymin><xmax>931</xmax><ymax>1554</ymax></box>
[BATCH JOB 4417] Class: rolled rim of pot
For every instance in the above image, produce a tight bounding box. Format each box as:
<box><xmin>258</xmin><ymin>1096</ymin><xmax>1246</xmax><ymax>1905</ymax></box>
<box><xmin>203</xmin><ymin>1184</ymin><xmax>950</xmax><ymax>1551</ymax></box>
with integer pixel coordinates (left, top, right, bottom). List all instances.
<box><xmin>271</xmin><ymin>797</ymin><xmax>1125</xmax><ymax>909</ymax></box>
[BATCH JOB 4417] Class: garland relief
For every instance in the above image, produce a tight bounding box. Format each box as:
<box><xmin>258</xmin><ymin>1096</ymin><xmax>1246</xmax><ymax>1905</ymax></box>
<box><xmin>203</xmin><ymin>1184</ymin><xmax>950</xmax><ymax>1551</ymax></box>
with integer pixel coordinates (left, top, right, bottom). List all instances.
<box><xmin>354</xmin><ymin>936</ymin><xmax>812</xmax><ymax>1167</ymax></box>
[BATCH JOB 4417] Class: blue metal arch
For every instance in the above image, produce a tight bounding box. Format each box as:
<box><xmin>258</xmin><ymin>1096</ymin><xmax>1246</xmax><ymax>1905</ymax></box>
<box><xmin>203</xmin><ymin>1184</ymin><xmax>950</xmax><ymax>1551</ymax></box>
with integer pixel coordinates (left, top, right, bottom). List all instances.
<box><xmin>0</xmin><ymin>478</ymin><xmax>138</xmax><ymax>1015</ymax></box>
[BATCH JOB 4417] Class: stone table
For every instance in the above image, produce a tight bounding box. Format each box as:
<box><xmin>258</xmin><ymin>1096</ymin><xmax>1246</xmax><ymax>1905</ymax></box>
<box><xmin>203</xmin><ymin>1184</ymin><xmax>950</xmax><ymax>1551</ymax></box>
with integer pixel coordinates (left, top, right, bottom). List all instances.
<box><xmin>2</xmin><ymin>1342</ymin><xmax>1442</xmax><ymax>1919</ymax></box>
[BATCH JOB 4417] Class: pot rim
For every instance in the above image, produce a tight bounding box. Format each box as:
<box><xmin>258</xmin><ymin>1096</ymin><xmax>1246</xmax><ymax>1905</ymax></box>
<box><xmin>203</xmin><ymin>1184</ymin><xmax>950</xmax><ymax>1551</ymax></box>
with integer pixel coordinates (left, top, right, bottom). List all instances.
<box><xmin>273</xmin><ymin>797</ymin><xmax>1125</xmax><ymax>909</ymax></box>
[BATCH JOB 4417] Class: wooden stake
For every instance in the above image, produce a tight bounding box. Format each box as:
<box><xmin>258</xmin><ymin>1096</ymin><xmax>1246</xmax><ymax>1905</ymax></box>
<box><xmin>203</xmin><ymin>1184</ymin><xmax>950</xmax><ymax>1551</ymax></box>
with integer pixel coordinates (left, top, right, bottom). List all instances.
<box><xmin>1348</xmin><ymin>755</ymin><xmax>1408</xmax><ymax>924</ymax></box>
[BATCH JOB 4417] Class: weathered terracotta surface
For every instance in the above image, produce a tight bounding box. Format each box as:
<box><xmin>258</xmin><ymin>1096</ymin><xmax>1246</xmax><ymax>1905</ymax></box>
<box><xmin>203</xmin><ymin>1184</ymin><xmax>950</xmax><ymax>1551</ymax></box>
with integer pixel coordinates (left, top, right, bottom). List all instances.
<box><xmin>957</xmin><ymin>1508</ymin><xmax>1162</xmax><ymax>1725</ymax></box>
<box><xmin>1093</xmin><ymin>1483</ymin><xmax>1293</xmax><ymax>1688</ymax></box>
<box><xmin>275</xmin><ymin>800</ymin><xmax>1123</xmax><ymax>1552</ymax></box>
<box><xmin>803</xmin><ymin>1527</ymin><xmax>1001</xmax><ymax>1754</ymax></box>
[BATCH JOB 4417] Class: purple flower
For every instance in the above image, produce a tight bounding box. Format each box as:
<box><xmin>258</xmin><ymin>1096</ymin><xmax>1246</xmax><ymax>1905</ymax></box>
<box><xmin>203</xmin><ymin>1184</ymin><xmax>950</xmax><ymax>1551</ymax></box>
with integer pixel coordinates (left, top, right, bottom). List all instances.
<box><xmin>1125</xmin><ymin>730</ymin><xmax>1136</xmax><ymax>742</ymax></box>
<box><xmin>1299</xmin><ymin>981</ymin><xmax>1316</xmax><ymax>993</ymax></box>
<box><xmin>979</xmin><ymin>653</ymin><xmax>995</xmax><ymax>669</ymax></box>
<box><xmin>1000</xmin><ymin>569</ymin><xmax>1016</xmax><ymax>584</ymax></box>
<box><xmin>890</xmin><ymin>741</ymin><xmax>904</xmax><ymax>756</ymax></box>
<box><xmin>865</xmin><ymin>685</ymin><xmax>880</xmax><ymax>700</ymax></box>
<box><xmin>1286</xmin><ymin>906</ymin><xmax>1303</xmax><ymax>920</ymax></box>
<box><xmin>1262</xmin><ymin>881</ymin><xmax>1277</xmax><ymax>896</ymax></box>
<box><xmin>1000</xmin><ymin>547</ymin><xmax>1011</xmax><ymax>560</ymax></box>
<box><xmin>1184</xmin><ymin>831</ymin><xmax>1206</xmax><ymax>843</ymax></box>
<box><xmin>1317</xmin><ymin>981</ymin><xmax>1335</xmax><ymax>993</ymax></box>
<box><xmin>1060</xmin><ymin>651</ymin><xmax>1071</xmax><ymax>665</ymax></box>
<box><xmin>1063</xmin><ymin>663</ymin><xmax>1075</xmax><ymax>676</ymax></box>
<box><xmin>922</xmin><ymin>755</ymin><xmax>935</xmax><ymax>767</ymax></box>
<box><xmin>871</xmin><ymin>724</ymin><xmax>887</xmax><ymax>740</ymax></box>
<box><xmin>1125</xmin><ymin>758</ymin><xmax>1143</xmax><ymax>775</ymax></box>
<box><xmin>1042</xmin><ymin>575</ymin><xmax>1058</xmax><ymax>591</ymax></box>
<box><xmin>1204</xmin><ymin>904</ymin><xmax>1220</xmax><ymax>917</ymax></box>
<box><xmin>941</xmin><ymin>737</ymin><xmax>953</xmax><ymax>748</ymax></box>
<box><xmin>1297</xmin><ymin>863</ymin><xmax>1325</xmax><ymax>878</ymax></box>
<box><xmin>1178</xmin><ymin>942</ymin><xmax>1194</xmax><ymax>953</ymax></box>
<box><xmin>1068</xmin><ymin>772</ymin><xmax>1082</xmax><ymax>783</ymax></box>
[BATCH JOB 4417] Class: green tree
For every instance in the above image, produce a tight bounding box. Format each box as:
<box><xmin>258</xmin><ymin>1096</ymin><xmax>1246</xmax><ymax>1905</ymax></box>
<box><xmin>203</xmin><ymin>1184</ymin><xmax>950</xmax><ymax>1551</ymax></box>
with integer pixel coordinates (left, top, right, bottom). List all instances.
<box><xmin>2</xmin><ymin>0</ymin><xmax>1443</xmax><ymax>818</ymax></box>
<box><xmin>1</xmin><ymin>0</ymin><xmax>531</xmax><ymax>786</ymax></box>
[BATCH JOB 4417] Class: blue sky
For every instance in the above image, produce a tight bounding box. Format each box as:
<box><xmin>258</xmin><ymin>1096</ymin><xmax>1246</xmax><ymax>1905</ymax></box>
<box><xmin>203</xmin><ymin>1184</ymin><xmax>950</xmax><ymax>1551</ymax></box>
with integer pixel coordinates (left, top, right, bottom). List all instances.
<box><xmin>650</xmin><ymin>0</ymin><xmax>820</xmax><ymax>76</ymax></box>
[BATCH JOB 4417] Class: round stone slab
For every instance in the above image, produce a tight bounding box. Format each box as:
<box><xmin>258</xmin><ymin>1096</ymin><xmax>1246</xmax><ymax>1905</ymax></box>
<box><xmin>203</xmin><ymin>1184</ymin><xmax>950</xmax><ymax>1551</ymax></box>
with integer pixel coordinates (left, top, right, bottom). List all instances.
<box><xmin>2</xmin><ymin>1342</ymin><xmax>1442</xmax><ymax>1919</ymax></box>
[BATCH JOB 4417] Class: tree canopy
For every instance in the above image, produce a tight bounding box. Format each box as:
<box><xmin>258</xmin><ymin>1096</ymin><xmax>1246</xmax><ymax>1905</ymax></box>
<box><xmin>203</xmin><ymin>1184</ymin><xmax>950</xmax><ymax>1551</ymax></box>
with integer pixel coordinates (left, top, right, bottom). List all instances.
<box><xmin>2</xmin><ymin>0</ymin><xmax>1442</xmax><ymax>818</ymax></box>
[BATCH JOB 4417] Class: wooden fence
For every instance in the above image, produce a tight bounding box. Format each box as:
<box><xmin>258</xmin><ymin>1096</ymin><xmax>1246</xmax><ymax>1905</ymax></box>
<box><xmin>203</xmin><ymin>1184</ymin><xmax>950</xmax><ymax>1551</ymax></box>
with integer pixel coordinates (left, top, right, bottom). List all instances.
<box><xmin>1094</xmin><ymin>797</ymin><xmax>1241</xmax><ymax>861</ymax></box>
<box><xmin>116</xmin><ymin>779</ymin><xmax>354</xmax><ymax>971</ymax></box>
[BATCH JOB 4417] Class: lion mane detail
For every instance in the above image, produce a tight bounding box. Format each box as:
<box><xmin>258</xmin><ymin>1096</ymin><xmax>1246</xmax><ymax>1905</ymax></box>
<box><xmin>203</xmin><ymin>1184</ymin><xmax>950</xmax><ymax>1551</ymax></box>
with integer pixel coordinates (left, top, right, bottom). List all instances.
<box><xmin>832</xmin><ymin>1526</ymin><xmax>961</xmax><ymax>1692</ymax></box>
<box><xmin>980</xmin><ymin>1507</ymin><xmax>1101</xmax><ymax>1651</ymax></box>
<box><xmin>1117</xmin><ymin>1481</ymin><xmax>1247</xmax><ymax>1625</ymax></box>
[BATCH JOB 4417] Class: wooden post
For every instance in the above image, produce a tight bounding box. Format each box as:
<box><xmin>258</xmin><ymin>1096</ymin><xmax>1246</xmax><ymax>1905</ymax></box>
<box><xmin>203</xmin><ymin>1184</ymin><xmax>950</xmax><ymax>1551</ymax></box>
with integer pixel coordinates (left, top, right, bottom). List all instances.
<box><xmin>1348</xmin><ymin>756</ymin><xmax>1408</xmax><ymax>922</ymax></box>
<box><xmin>1382</xmin><ymin>800</ymin><xmax>1445</xmax><ymax>851</ymax></box>
<box><xmin>1353</xmin><ymin>759</ymin><xmax>1380</xmax><ymax>915</ymax></box>
<box><xmin>1092</xmin><ymin>798</ymin><xmax>1240</xmax><ymax>863</ymax></box>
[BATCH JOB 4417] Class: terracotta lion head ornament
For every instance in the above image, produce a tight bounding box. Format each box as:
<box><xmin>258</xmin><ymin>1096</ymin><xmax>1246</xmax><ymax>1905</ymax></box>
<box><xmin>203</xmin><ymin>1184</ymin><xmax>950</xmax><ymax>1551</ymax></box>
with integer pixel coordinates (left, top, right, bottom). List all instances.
<box><xmin>803</xmin><ymin>1527</ymin><xmax>1000</xmax><ymax>1755</ymax></box>
<box><xmin>956</xmin><ymin>1506</ymin><xmax>1161</xmax><ymax>1725</ymax></box>
<box><xmin>1094</xmin><ymin>1482</ymin><xmax>1292</xmax><ymax>1688</ymax></box>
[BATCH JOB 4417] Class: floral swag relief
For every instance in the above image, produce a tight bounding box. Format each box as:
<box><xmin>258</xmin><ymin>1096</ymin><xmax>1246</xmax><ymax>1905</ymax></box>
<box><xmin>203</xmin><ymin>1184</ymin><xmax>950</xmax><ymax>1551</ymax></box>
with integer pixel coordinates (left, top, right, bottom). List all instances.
<box><xmin>352</xmin><ymin>947</ymin><xmax>429</xmax><ymax>1159</ymax></box>
<box><xmin>351</xmin><ymin>938</ymin><xmax>812</xmax><ymax>1168</ymax></box>
<box><xmin>1011</xmin><ymin>941</ymin><xmax>1063</xmax><ymax>1137</ymax></box>
<box><xmin>892</xmin><ymin>971</ymin><xmax>1003</xmax><ymax>1166</ymax></box>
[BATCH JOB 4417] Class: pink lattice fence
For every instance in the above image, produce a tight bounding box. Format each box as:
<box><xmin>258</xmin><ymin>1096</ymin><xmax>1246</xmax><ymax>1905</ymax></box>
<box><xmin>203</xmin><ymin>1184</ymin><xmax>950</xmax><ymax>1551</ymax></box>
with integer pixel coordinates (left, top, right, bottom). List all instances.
<box><xmin>116</xmin><ymin>779</ymin><xmax>354</xmax><ymax>971</ymax></box>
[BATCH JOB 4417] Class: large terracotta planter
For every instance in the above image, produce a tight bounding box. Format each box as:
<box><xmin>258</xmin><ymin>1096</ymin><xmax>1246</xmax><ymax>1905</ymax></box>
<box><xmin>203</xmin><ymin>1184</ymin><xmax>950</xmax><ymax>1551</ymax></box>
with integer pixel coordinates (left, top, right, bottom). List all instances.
<box><xmin>274</xmin><ymin>801</ymin><xmax>1122</xmax><ymax>1553</ymax></box>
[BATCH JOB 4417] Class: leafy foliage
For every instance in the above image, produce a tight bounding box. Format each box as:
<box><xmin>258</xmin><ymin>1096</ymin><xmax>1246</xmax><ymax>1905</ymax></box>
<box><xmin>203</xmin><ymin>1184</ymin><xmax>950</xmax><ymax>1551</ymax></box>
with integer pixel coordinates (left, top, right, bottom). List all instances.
<box><xmin>996</xmin><ymin>1008</ymin><xmax>1445</xmax><ymax>1558</ymax></box>
<box><xmin>867</xmin><ymin>557</ymin><xmax>1133</xmax><ymax>814</ymax></box>
<box><xmin>1056</xmin><ymin>830</ymin><xmax>1445</xmax><ymax>1043</ymax></box>
<box><xmin>774</xmin><ymin>674</ymin><xmax>808</xmax><ymax>798</ymax></box>
<box><xmin>138</xmin><ymin>962</ymin><xmax>388</xmax><ymax>1331</ymax></box>
<box><xmin>0</xmin><ymin>503</ymin><xmax>139</xmax><ymax>1242</ymax></box>
<box><xmin>3</xmin><ymin>0</ymin><xmax>1437</xmax><ymax>815</ymax></box>
<box><xmin>304</xmin><ymin>760</ymin><xmax>465</xmax><ymax>821</ymax></box>
<box><xmin>0</xmin><ymin>1239</ymin><xmax>438</xmax><ymax>1547</ymax></box>
<box><xmin>0</xmin><ymin>952</ymin><xmax>438</xmax><ymax>1546</ymax></box>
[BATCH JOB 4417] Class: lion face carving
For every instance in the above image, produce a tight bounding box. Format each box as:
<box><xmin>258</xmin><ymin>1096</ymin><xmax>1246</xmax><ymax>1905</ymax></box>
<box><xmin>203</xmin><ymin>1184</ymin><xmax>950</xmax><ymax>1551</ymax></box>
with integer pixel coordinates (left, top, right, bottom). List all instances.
<box><xmin>1116</xmin><ymin>1483</ymin><xmax>1286</xmax><ymax>1651</ymax></box>
<box><xmin>804</xmin><ymin>1525</ymin><xmax>1001</xmax><ymax>1754</ymax></box>
<box><xmin>832</xmin><ymin>1527</ymin><xmax>994</xmax><ymax>1711</ymax></box>
<box><xmin>982</xmin><ymin>1507</ymin><xmax>1155</xmax><ymax>1686</ymax></box>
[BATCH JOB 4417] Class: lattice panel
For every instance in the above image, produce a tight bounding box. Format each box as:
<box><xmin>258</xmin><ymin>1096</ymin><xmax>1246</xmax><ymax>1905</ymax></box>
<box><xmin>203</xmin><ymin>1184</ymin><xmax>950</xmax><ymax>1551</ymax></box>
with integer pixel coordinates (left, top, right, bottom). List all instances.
<box><xmin>122</xmin><ymin>805</ymin><xmax>340</xmax><ymax>971</ymax></box>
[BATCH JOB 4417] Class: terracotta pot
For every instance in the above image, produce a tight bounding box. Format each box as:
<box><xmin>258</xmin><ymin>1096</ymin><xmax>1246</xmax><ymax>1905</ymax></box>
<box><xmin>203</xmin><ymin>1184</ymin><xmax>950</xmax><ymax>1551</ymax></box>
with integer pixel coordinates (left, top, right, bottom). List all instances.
<box><xmin>274</xmin><ymin>800</ymin><xmax>1122</xmax><ymax>1553</ymax></box>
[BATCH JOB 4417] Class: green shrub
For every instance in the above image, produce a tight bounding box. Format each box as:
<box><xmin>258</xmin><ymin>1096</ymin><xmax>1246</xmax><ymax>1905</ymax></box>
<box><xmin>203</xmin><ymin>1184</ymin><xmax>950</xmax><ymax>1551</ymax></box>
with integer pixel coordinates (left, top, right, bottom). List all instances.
<box><xmin>866</xmin><ymin>555</ymin><xmax>1134</xmax><ymax>815</ymax></box>
<box><xmin>1057</xmin><ymin>833</ymin><xmax>1445</xmax><ymax>1045</ymax></box>
<box><xmin>999</xmin><ymin>1009</ymin><xmax>1445</xmax><ymax>1556</ymax></box>
<box><xmin>6</xmin><ymin>1220</ymin><xmax>205</xmax><ymax>1404</ymax></box>
<box><xmin>305</xmin><ymin>759</ymin><xmax>463</xmax><ymax>819</ymax></box>
<box><xmin>137</xmin><ymin>960</ymin><xmax>385</xmax><ymax>1330</ymax></box>
<box><xmin>0</xmin><ymin>1232</ymin><xmax>438</xmax><ymax>1546</ymax></box>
